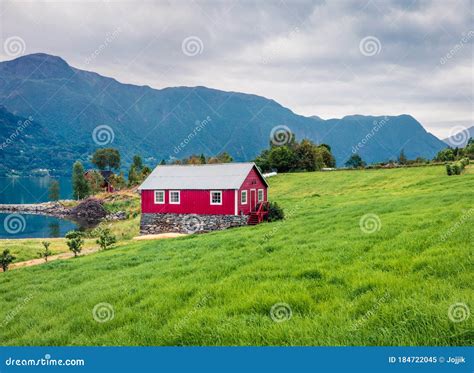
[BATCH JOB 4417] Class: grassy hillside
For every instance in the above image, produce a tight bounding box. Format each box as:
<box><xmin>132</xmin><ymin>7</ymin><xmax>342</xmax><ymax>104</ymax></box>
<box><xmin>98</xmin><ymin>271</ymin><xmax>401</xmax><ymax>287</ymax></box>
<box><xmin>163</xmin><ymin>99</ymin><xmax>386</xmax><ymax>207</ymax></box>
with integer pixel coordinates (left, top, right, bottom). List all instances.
<box><xmin>0</xmin><ymin>166</ymin><xmax>472</xmax><ymax>346</ymax></box>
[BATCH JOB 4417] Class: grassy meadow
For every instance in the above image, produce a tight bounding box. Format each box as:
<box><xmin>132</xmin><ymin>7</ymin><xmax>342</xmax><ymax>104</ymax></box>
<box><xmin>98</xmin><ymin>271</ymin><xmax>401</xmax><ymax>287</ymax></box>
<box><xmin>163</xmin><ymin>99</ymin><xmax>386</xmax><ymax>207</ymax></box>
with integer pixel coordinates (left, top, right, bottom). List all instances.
<box><xmin>0</xmin><ymin>165</ymin><xmax>472</xmax><ymax>346</ymax></box>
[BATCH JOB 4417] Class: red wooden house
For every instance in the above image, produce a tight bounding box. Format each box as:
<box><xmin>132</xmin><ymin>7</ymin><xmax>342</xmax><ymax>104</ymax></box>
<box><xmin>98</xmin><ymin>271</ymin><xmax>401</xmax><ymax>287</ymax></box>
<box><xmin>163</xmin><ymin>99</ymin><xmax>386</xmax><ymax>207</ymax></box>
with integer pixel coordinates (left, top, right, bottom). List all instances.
<box><xmin>139</xmin><ymin>163</ymin><xmax>269</xmax><ymax>225</ymax></box>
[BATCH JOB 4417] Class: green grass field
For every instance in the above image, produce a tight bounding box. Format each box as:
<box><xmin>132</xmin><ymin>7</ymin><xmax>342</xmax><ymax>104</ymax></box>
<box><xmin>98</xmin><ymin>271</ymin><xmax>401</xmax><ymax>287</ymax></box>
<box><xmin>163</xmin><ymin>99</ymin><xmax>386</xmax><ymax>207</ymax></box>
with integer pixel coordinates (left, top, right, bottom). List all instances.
<box><xmin>0</xmin><ymin>166</ymin><xmax>472</xmax><ymax>346</ymax></box>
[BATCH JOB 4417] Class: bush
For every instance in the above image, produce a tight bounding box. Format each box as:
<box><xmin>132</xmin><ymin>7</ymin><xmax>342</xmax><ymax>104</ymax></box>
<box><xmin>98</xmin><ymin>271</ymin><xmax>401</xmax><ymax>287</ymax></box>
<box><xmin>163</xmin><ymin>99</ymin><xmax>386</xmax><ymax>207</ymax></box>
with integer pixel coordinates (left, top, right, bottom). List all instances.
<box><xmin>446</xmin><ymin>164</ymin><xmax>453</xmax><ymax>176</ymax></box>
<box><xmin>38</xmin><ymin>241</ymin><xmax>52</xmax><ymax>262</ymax></box>
<box><xmin>0</xmin><ymin>249</ymin><xmax>15</xmax><ymax>272</ymax></box>
<box><xmin>96</xmin><ymin>228</ymin><xmax>116</xmax><ymax>250</ymax></box>
<box><xmin>65</xmin><ymin>231</ymin><xmax>84</xmax><ymax>257</ymax></box>
<box><xmin>266</xmin><ymin>202</ymin><xmax>284</xmax><ymax>222</ymax></box>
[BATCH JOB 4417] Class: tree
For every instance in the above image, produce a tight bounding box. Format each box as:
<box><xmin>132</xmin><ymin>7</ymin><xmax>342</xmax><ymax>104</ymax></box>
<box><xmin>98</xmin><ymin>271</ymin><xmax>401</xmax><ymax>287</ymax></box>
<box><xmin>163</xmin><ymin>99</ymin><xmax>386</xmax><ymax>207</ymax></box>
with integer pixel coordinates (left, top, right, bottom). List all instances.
<box><xmin>48</xmin><ymin>180</ymin><xmax>60</xmax><ymax>201</ymax></box>
<box><xmin>38</xmin><ymin>241</ymin><xmax>52</xmax><ymax>262</ymax></box>
<box><xmin>199</xmin><ymin>154</ymin><xmax>206</xmax><ymax>164</ymax></box>
<box><xmin>72</xmin><ymin>161</ymin><xmax>90</xmax><ymax>200</ymax></box>
<box><xmin>216</xmin><ymin>152</ymin><xmax>233</xmax><ymax>163</ymax></box>
<box><xmin>398</xmin><ymin>149</ymin><xmax>408</xmax><ymax>165</ymax></box>
<box><xmin>132</xmin><ymin>155</ymin><xmax>143</xmax><ymax>171</ymax></box>
<box><xmin>295</xmin><ymin>139</ymin><xmax>322</xmax><ymax>171</ymax></box>
<box><xmin>110</xmin><ymin>172</ymin><xmax>127</xmax><ymax>190</ymax></box>
<box><xmin>159</xmin><ymin>159</ymin><xmax>167</xmax><ymax>165</ymax></box>
<box><xmin>268</xmin><ymin>146</ymin><xmax>296</xmax><ymax>172</ymax></box>
<box><xmin>141</xmin><ymin>166</ymin><xmax>151</xmax><ymax>179</ymax></box>
<box><xmin>86</xmin><ymin>170</ymin><xmax>105</xmax><ymax>194</ymax></box>
<box><xmin>128</xmin><ymin>165</ymin><xmax>139</xmax><ymax>186</ymax></box>
<box><xmin>435</xmin><ymin>148</ymin><xmax>455</xmax><ymax>162</ymax></box>
<box><xmin>96</xmin><ymin>228</ymin><xmax>116</xmax><ymax>250</ymax></box>
<box><xmin>345</xmin><ymin>154</ymin><xmax>366</xmax><ymax>169</ymax></box>
<box><xmin>65</xmin><ymin>231</ymin><xmax>84</xmax><ymax>257</ymax></box>
<box><xmin>1</xmin><ymin>249</ymin><xmax>15</xmax><ymax>272</ymax></box>
<box><xmin>316</xmin><ymin>145</ymin><xmax>336</xmax><ymax>168</ymax></box>
<box><xmin>91</xmin><ymin>148</ymin><xmax>121</xmax><ymax>171</ymax></box>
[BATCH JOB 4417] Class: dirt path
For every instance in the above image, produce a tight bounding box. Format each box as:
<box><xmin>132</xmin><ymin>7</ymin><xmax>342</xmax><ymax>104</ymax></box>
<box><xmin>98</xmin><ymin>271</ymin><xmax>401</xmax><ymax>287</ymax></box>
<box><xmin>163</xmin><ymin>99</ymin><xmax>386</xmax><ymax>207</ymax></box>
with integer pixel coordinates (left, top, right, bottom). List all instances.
<box><xmin>2</xmin><ymin>233</ymin><xmax>186</xmax><ymax>272</ymax></box>
<box><xmin>3</xmin><ymin>248</ymin><xmax>100</xmax><ymax>272</ymax></box>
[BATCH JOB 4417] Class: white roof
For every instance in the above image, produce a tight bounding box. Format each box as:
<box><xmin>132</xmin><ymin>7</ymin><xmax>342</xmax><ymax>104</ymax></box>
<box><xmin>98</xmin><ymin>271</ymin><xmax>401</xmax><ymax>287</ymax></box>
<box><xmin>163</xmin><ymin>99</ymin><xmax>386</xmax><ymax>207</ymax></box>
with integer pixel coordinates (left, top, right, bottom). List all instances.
<box><xmin>138</xmin><ymin>162</ymin><xmax>268</xmax><ymax>190</ymax></box>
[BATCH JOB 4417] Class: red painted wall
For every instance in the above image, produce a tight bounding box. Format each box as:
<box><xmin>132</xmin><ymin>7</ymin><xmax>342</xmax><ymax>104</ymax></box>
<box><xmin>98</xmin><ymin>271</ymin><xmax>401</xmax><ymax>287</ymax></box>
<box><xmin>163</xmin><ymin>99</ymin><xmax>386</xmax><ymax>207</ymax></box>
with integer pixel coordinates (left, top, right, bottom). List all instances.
<box><xmin>141</xmin><ymin>189</ymin><xmax>236</xmax><ymax>215</ymax></box>
<box><xmin>237</xmin><ymin>168</ymin><xmax>268</xmax><ymax>215</ymax></box>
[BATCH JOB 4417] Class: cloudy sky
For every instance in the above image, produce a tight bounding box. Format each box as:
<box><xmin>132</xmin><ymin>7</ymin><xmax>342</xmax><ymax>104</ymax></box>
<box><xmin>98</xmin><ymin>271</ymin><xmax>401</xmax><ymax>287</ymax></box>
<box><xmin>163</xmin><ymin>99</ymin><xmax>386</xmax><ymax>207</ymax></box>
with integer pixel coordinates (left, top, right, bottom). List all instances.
<box><xmin>0</xmin><ymin>0</ymin><xmax>472</xmax><ymax>138</ymax></box>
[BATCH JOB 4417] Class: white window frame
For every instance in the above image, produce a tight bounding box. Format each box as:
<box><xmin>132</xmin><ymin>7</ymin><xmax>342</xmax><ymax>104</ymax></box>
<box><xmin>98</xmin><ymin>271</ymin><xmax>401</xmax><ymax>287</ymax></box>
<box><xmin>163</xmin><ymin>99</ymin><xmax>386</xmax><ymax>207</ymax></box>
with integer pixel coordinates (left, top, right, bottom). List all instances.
<box><xmin>258</xmin><ymin>189</ymin><xmax>264</xmax><ymax>202</ymax></box>
<box><xmin>154</xmin><ymin>190</ymin><xmax>165</xmax><ymax>204</ymax></box>
<box><xmin>241</xmin><ymin>190</ymin><xmax>248</xmax><ymax>204</ymax></box>
<box><xmin>210</xmin><ymin>190</ymin><xmax>222</xmax><ymax>205</ymax></box>
<box><xmin>169</xmin><ymin>190</ymin><xmax>180</xmax><ymax>204</ymax></box>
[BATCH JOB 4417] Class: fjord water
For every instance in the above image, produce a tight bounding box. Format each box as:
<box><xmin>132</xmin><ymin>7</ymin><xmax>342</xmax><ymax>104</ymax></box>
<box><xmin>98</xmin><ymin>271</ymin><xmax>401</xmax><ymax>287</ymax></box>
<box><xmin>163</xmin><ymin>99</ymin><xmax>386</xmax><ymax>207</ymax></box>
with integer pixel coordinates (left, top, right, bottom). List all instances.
<box><xmin>0</xmin><ymin>177</ymin><xmax>77</xmax><ymax>238</ymax></box>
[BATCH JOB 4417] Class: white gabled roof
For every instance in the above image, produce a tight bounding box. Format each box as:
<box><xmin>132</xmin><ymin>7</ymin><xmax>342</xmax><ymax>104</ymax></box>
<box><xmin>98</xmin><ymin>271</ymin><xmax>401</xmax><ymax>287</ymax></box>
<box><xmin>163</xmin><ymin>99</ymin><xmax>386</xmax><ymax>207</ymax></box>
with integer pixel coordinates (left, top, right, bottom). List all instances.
<box><xmin>138</xmin><ymin>162</ymin><xmax>268</xmax><ymax>190</ymax></box>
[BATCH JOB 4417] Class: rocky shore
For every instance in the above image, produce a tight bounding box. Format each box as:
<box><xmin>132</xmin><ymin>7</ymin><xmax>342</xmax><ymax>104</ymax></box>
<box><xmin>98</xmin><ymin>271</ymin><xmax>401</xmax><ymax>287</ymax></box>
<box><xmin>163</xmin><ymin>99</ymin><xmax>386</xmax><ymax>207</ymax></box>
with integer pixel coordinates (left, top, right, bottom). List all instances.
<box><xmin>0</xmin><ymin>199</ymin><xmax>127</xmax><ymax>226</ymax></box>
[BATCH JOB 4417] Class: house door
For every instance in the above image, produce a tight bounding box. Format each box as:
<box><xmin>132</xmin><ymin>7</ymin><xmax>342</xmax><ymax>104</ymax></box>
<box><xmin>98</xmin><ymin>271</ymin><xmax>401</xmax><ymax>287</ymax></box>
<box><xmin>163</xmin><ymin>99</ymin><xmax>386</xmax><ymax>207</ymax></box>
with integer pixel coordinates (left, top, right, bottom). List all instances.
<box><xmin>250</xmin><ymin>189</ymin><xmax>257</xmax><ymax>212</ymax></box>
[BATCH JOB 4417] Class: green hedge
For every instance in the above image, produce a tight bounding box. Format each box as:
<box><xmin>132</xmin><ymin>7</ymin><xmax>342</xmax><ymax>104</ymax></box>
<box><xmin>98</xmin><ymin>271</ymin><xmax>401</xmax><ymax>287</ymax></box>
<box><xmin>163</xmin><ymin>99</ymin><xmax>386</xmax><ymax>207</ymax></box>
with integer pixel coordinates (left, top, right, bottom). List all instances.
<box><xmin>446</xmin><ymin>158</ymin><xmax>469</xmax><ymax>176</ymax></box>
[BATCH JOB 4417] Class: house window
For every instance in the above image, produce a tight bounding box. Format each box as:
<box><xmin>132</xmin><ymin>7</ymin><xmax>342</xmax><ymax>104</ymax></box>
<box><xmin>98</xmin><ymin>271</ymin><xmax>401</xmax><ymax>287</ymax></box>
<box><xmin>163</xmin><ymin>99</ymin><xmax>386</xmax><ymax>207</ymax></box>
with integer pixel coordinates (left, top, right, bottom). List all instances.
<box><xmin>154</xmin><ymin>190</ymin><xmax>165</xmax><ymax>204</ymax></box>
<box><xmin>258</xmin><ymin>189</ymin><xmax>264</xmax><ymax>202</ymax></box>
<box><xmin>169</xmin><ymin>190</ymin><xmax>180</xmax><ymax>204</ymax></box>
<box><xmin>210</xmin><ymin>190</ymin><xmax>222</xmax><ymax>205</ymax></box>
<box><xmin>241</xmin><ymin>190</ymin><xmax>247</xmax><ymax>204</ymax></box>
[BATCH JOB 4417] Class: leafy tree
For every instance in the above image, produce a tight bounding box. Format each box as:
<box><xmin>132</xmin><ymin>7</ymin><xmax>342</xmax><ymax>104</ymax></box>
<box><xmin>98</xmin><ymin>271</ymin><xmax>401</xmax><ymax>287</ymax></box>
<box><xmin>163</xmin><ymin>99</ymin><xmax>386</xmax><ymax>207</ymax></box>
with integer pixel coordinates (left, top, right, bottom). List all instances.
<box><xmin>254</xmin><ymin>149</ymin><xmax>272</xmax><ymax>173</ymax></box>
<box><xmin>216</xmin><ymin>152</ymin><xmax>233</xmax><ymax>163</ymax></box>
<box><xmin>48</xmin><ymin>180</ymin><xmax>60</xmax><ymax>201</ymax></box>
<box><xmin>268</xmin><ymin>146</ymin><xmax>296</xmax><ymax>172</ymax></box>
<box><xmin>128</xmin><ymin>165</ymin><xmax>139</xmax><ymax>186</ymax></box>
<box><xmin>345</xmin><ymin>154</ymin><xmax>366</xmax><ymax>169</ymax></box>
<box><xmin>65</xmin><ymin>231</ymin><xmax>84</xmax><ymax>257</ymax></box>
<box><xmin>38</xmin><ymin>241</ymin><xmax>52</xmax><ymax>262</ymax></box>
<box><xmin>1</xmin><ymin>249</ymin><xmax>15</xmax><ymax>272</ymax></box>
<box><xmin>295</xmin><ymin>139</ymin><xmax>322</xmax><ymax>171</ymax></box>
<box><xmin>96</xmin><ymin>228</ymin><xmax>116</xmax><ymax>250</ymax></box>
<box><xmin>141</xmin><ymin>166</ymin><xmax>151</xmax><ymax>179</ymax></box>
<box><xmin>398</xmin><ymin>149</ymin><xmax>408</xmax><ymax>165</ymax></box>
<box><xmin>435</xmin><ymin>148</ymin><xmax>455</xmax><ymax>162</ymax></box>
<box><xmin>86</xmin><ymin>170</ymin><xmax>105</xmax><ymax>194</ymax></box>
<box><xmin>72</xmin><ymin>161</ymin><xmax>90</xmax><ymax>200</ymax></box>
<box><xmin>91</xmin><ymin>148</ymin><xmax>121</xmax><ymax>171</ymax></box>
<box><xmin>316</xmin><ymin>145</ymin><xmax>335</xmax><ymax>168</ymax></box>
<box><xmin>132</xmin><ymin>155</ymin><xmax>143</xmax><ymax>171</ymax></box>
<box><xmin>110</xmin><ymin>172</ymin><xmax>127</xmax><ymax>190</ymax></box>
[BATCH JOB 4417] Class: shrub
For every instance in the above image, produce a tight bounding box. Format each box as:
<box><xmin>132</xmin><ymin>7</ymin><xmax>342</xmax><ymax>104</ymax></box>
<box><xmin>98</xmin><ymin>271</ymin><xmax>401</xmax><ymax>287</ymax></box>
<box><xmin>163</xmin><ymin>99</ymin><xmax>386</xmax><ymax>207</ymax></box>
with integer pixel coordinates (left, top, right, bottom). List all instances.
<box><xmin>452</xmin><ymin>163</ymin><xmax>461</xmax><ymax>175</ymax></box>
<box><xmin>266</xmin><ymin>202</ymin><xmax>284</xmax><ymax>222</ymax></box>
<box><xmin>96</xmin><ymin>228</ymin><xmax>116</xmax><ymax>250</ymax></box>
<box><xmin>446</xmin><ymin>164</ymin><xmax>453</xmax><ymax>176</ymax></box>
<box><xmin>1</xmin><ymin>249</ymin><xmax>15</xmax><ymax>272</ymax></box>
<box><xmin>65</xmin><ymin>231</ymin><xmax>84</xmax><ymax>257</ymax></box>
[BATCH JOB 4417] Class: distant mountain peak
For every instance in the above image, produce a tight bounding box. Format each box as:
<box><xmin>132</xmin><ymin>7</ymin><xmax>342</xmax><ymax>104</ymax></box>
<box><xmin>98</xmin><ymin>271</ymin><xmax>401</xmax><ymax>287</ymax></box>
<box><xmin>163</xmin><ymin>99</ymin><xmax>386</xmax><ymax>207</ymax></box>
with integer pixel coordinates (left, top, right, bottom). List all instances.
<box><xmin>0</xmin><ymin>53</ymin><xmax>73</xmax><ymax>79</ymax></box>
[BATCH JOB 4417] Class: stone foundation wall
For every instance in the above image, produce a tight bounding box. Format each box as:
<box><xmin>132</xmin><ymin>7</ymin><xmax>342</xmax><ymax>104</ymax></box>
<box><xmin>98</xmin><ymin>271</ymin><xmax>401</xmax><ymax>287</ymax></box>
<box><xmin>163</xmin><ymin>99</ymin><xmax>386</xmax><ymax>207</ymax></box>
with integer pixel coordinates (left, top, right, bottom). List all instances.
<box><xmin>140</xmin><ymin>213</ymin><xmax>248</xmax><ymax>235</ymax></box>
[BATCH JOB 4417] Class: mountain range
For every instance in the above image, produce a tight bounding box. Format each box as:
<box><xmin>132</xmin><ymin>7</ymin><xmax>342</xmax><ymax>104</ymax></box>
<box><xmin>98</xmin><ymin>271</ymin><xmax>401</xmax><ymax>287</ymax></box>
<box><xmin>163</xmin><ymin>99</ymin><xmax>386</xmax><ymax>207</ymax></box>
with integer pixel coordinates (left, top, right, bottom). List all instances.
<box><xmin>0</xmin><ymin>53</ymin><xmax>449</xmax><ymax>175</ymax></box>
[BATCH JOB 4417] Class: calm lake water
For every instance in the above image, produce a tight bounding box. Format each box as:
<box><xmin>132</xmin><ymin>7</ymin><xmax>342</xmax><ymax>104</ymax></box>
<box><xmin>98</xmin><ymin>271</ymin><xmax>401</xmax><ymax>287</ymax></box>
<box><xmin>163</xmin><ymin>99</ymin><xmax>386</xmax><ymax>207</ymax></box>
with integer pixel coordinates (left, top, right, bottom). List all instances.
<box><xmin>0</xmin><ymin>176</ymin><xmax>77</xmax><ymax>239</ymax></box>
